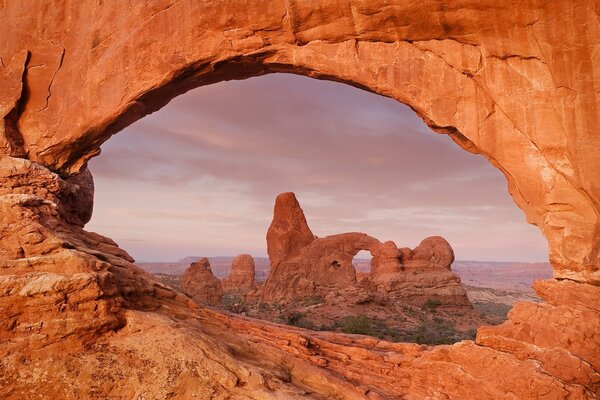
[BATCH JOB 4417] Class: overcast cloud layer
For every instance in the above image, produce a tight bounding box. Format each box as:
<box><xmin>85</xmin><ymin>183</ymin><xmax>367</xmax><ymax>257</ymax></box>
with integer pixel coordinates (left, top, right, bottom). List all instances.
<box><xmin>87</xmin><ymin>73</ymin><xmax>548</xmax><ymax>262</ymax></box>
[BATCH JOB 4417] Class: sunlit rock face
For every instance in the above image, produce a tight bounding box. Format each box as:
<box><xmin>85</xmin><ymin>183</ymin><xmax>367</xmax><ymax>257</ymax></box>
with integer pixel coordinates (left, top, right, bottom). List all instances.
<box><xmin>222</xmin><ymin>254</ymin><xmax>257</xmax><ymax>292</ymax></box>
<box><xmin>261</xmin><ymin>192</ymin><xmax>472</xmax><ymax>307</ymax></box>
<box><xmin>180</xmin><ymin>258</ymin><xmax>223</xmax><ymax>305</ymax></box>
<box><xmin>1</xmin><ymin>1</ymin><xmax>599</xmax><ymax>398</ymax></box>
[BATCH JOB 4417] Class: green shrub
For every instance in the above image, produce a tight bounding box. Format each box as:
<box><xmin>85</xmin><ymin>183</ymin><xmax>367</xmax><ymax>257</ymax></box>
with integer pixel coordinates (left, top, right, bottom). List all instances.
<box><xmin>339</xmin><ymin>314</ymin><xmax>373</xmax><ymax>335</ymax></box>
<box><xmin>257</xmin><ymin>302</ymin><xmax>272</xmax><ymax>312</ymax></box>
<box><xmin>284</xmin><ymin>311</ymin><xmax>316</xmax><ymax>330</ymax></box>
<box><xmin>286</xmin><ymin>311</ymin><xmax>305</xmax><ymax>326</ymax></box>
<box><xmin>396</xmin><ymin>317</ymin><xmax>459</xmax><ymax>345</ymax></box>
<box><xmin>422</xmin><ymin>298</ymin><xmax>442</xmax><ymax>313</ymax></box>
<box><xmin>302</xmin><ymin>295</ymin><xmax>324</xmax><ymax>306</ymax></box>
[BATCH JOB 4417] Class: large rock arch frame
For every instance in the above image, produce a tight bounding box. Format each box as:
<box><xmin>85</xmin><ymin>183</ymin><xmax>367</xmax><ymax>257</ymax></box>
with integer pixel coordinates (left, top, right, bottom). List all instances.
<box><xmin>1</xmin><ymin>1</ymin><xmax>599</xmax><ymax>399</ymax></box>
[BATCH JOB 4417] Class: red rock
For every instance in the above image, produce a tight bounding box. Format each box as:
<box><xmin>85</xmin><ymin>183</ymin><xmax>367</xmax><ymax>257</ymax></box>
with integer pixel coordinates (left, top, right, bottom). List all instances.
<box><xmin>180</xmin><ymin>258</ymin><xmax>223</xmax><ymax>305</ymax></box>
<box><xmin>370</xmin><ymin>240</ymin><xmax>402</xmax><ymax>277</ymax></box>
<box><xmin>222</xmin><ymin>254</ymin><xmax>257</xmax><ymax>292</ymax></box>
<box><xmin>411</xmin><ymin>236</ymin><xmax>455</xmax><ymax>270</ymax></box>
<box><xmin>0</xmin><ymin>156</ymin><xmax>597</xmax><ymax>400</ymax></box>
<box><xmin>0</xmin><ymin>1</ymin><xmax>598</xmax><ymax>398</ymax></box>
<box><xmin>261</xmin><ymin>193</ymin><xmax>471</xmax><ymax>308</ymax></box>
<box><xmin>266</xmin><ymin>192</ymin><xmax>315</xmax><ymax>269</ymax></box>
<box><xmin>2</xmin><ymin>0</ymin><xmax>597</xmax><ymax>284</ymax></box>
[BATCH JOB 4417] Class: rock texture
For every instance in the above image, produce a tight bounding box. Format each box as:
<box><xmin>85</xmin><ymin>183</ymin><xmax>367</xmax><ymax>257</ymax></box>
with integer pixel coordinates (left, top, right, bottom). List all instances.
<box><xmin>267</xmin><ymin>192</ymin><xmax>316</xmax><ymax>270</ymax></box>
<box><xmin>1</xmin><ymin>1</ymin><xmax>599</xmax><ymax>398</ymax></box>
<box><xmin>376</xmin><ymin>236</ymin><xmax>470</xmax><ymax>306</ymax></box>
<box><xmin>222</xmin><ymin>254</ymin><xmax>257</xmax><ymax>292</ymax></box>
<box><xmin>180</xmin><ymin>258</ymin><xmax>223</xmax><ymax>305</ymax></box>
<box><xmin>261</xmin><ymin>193</ymin><xmax>471</xmax><ymax>307</ymax></box>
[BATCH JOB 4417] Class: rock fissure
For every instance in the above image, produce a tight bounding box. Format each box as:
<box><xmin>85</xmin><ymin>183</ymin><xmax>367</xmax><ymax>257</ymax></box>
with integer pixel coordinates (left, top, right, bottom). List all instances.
<box><xmin>39</xmin><ymin>41</ymin><xmax>65</xmax><ymax>113</ymax></box>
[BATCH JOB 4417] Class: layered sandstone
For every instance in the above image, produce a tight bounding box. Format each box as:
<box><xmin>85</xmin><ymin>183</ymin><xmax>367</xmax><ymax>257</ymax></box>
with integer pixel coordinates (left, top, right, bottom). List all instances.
<box><xmin>373</xmin><ymin>236</ymin><xmax>472</xmax><ymax>306</ymax></box>
<box><xmin>180</xmin><ymin>258</ymin><xmax>223</xmax><ymax>305</ymax></box>
<box><xmin>222</xmin><ymin>254</ymin><xmax>257</xmax><ymax>292</ymax></box>
<box><xmin>261</xmin><ymin>192</ymin><xmax>471</xmax><ymax>308</ymax></box>
<box><xmin>266</xmin><ymin>192</ymin><xmax>316</xmax><ymax>269</ymax></box>
<box><xmin>1</xmin><ymin>1</ymin><xmax>599</xmax><ymax>398</ymax></box>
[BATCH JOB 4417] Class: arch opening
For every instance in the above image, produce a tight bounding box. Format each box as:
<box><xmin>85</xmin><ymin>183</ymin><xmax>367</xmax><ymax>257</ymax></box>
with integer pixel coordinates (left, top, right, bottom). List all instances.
<box><xmin>86</xmin><ymin>72</ymin><xmax>551</xmax><ymax>344</ymax></box>
<box><xmin>2</xmin><ymin>2</ymin><xmax>598</xmax><ymax>397</ymax></box>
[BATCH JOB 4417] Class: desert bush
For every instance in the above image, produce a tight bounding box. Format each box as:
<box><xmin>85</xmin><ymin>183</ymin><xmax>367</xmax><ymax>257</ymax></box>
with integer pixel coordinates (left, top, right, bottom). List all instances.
<box><xmin>422</xmin><ymin>298</ymin><xmax>442</xmax><ymax>313</ymax></box>
<box><xmin>257</xmin><ymin>302</ymin><xmax>272</xmax><ymax>312</ymax></box>
<box><xmin>338</xmin><ymin>314</ymin><xmax>374</xmax><ymax>335</ymax></box>
<box><xmin>286</xmin><ymin>311</ymin><xmax>304</xmax><ymax>326</ymax></box>
<box><xmin>285</xmin><ymin>311</ymin><xmax>316</xmax><ymax>329</ymax></box>
<box><xmin>396</xmin><ymin>317</ymin><xmax>459</xmax><ymax>345</ymax></box>
<box><xmin>223</xmin><ymin>295</ymin><xmax>248</xmax><ymax>314</ymax></box>
<box><xmin>303</xmin><ymin>295</ymin><xmax>324</xmax><ymax>306</ymax></box>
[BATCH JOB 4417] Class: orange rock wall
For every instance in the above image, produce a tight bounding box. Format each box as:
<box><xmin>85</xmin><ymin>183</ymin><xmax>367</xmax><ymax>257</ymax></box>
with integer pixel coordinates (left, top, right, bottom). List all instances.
<box><xmin>1</xmin><ymin>1</ymin><xmax>599</xmax><ymax>398</ymax></box>
<box><xmin>1</xmin><ymin>0</ymin><xmax>599</xmax><ymax>282</ymax></box>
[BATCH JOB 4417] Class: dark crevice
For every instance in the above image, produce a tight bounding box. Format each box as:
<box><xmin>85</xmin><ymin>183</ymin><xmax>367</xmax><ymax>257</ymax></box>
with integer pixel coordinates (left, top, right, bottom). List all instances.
<box><xmin>2</xmin><ymin>50</ymin><xmax>30</xmax><ymax>158</ymax></box>
<box><xmin>39</xmin><ymin>41</ymin><xmax>65</xmax><ymax>112</ymax></box>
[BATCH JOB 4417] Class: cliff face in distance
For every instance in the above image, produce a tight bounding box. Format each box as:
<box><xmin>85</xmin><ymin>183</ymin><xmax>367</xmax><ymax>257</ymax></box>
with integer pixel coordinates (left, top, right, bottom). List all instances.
<box><xmin>1</xmin><ymin>1</ymin><xmax>599</xmax><ymax>398</ymax></box>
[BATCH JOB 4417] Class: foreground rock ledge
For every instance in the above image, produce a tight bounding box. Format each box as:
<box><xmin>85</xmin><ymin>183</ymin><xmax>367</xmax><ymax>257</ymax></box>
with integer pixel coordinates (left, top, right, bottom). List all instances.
<box><xmin>1</xmin><ymin>1</ymin><xmax>600</xmax><ymax>398</ymax></box>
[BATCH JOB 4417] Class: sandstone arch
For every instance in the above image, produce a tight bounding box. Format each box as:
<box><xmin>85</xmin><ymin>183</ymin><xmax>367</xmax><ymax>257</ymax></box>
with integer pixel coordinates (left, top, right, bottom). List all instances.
<box><xmin>1</xmin><ymin>1</ymin><xmax>599</xmax><ymax>398</ymax></box>
<box><xmin>2</xmin><ymin>1</ymin><xmax>598</xmax><ymax>284</ymax></box>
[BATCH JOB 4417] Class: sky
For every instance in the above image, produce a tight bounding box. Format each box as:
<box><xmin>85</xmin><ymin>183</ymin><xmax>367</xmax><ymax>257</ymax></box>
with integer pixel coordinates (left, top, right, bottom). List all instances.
<box><xmin>86</xmin><ymin>73</ymin><xmax>549</xmax><ymax>263</ymax></box>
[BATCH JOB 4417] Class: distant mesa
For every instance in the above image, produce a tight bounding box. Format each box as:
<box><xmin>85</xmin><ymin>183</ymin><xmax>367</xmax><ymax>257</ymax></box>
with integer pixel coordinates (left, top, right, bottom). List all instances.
<box><xmin>178</xmin><ymin>256</ymin><xmax>205</xmax><ymax>264</ymax></box>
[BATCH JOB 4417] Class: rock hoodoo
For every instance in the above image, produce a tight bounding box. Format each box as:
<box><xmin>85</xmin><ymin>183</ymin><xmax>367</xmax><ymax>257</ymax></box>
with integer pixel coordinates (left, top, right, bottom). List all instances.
<box><xmin>261</xmin><ymin>193</ymin><xmax>471</xmax><ymax>307</ymax></box>
<box><xmin>180</xmin><ymin>258</ymin><xmax>223</xmax><ymax>305</ymax></box>
<box><xmin>222</xmin><ymin>254</ymin><xmax>257</xmax><ymax>292</ymax></box>
<box><xmin>266</xmin><ymin>192</ymin><xmax>316</xmax><ymax>269</ymax></box>
<box><xmin>1</xmin><ymin>1</ymin><xmax>599</xmax><ymax>398</ymax></box>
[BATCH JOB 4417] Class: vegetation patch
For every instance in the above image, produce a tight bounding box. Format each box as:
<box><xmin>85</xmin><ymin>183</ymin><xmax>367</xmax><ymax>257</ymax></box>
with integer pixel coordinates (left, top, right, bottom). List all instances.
<box><xmin>397</xmin><ymin>317</ymin><xmax>459</xmax><ymax>345</ymax></box>
<box><xmin>422</xmin><ymin>298</ymin><xmax>442</xmax><ymax>313</ymax></box>
<box><xmin>285</xmin><ymin>311</ymin><xmax>316</xmax><ymax>329</ymax></box>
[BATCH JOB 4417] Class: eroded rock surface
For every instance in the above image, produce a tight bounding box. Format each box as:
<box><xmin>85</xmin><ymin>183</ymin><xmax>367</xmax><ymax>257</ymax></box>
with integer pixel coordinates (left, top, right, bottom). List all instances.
<box><xmin>267</xmin><ymin>192</ymin><xmax>316</xmax><ymax>269</ymax></box>
<box><xmin>261</xmin><ymin>192</ymin><xmax>471</xmax><ymax>308</ymax></box>
<box><xmin>222</xmin><ymin>254</ymin><xmax>257</xmax><ymax>293</ymax></box>
<box><xmin>0</xmin><ymin>162</ymin><xmax>596</xmax><ymax>398</ymax></box>
<box><xmin>1</xmin><ymin>1</ymin><xmax>599</xmax><ymax>398</ymax></box>
<box><xmin>180</xmin><ymin>258</ymin><xmax>223</xmax><ymax>305</ymax></box>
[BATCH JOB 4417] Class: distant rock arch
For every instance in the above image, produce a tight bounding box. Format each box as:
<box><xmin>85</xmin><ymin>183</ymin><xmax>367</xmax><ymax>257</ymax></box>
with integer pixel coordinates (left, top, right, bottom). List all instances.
<box><xmin>261</xmin><ymin>192</ymin><xmax>470</xmax><ymax>307</ymax></box>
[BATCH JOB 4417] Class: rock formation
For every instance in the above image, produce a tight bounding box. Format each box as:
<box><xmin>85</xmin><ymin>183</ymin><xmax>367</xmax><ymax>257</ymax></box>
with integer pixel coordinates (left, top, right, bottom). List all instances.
<box><xmin>1</xmin><ymin>1</ymin><xmax>599</xmax><ymax>398</ymax></box>
<box><xmin>180</xmin><ymin>258</ymin><xmax>223</xmax><ymax>305</ymax></box>
<box><xmin>222</xmin><ymin>254</ymin><xmax>257</xmax><ymax>292</ymax></box>
<box><xmin>369</xmin><ymin>236</ymin><xmax>471</xmax><ymax>306</ymax></box>
<box><xmin>266</xmin><ymin>192</ymin><xmax>316</xmax><ymax>269</ymax></box>
<box><xmin>261</xmin><ymin>193</ymin><xmax>471</xmax><ymax>307</ymax></box>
